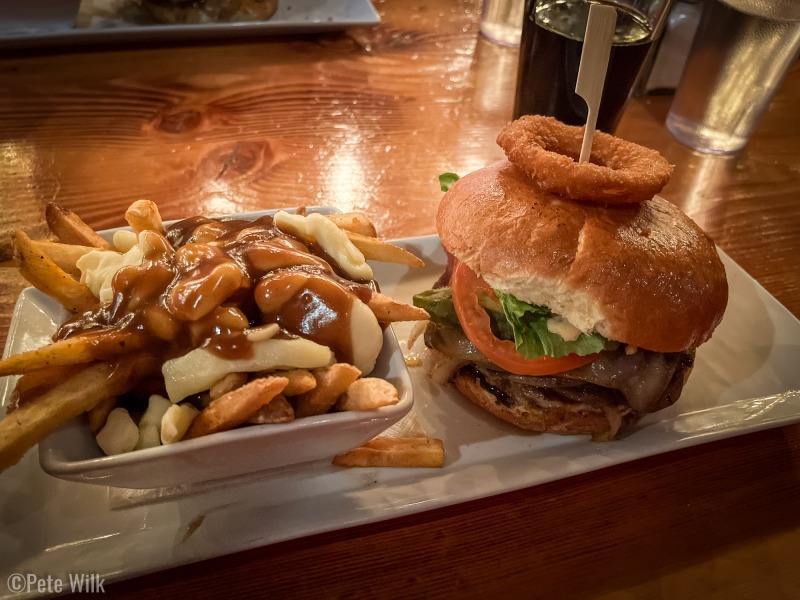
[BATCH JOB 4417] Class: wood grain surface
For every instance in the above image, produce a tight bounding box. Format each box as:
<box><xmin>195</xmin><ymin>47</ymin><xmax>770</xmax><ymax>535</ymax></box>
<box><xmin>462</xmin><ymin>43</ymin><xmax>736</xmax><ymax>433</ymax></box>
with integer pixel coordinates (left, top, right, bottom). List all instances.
<box><xmin>1</xmin><ymin>0</ymin><xmax>799</xmax><ymax>597</ymax></box>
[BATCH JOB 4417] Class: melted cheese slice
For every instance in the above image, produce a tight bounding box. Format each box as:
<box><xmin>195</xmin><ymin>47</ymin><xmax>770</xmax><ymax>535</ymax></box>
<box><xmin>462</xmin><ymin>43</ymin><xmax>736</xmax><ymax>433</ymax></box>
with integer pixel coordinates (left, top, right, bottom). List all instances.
<box><xmin>347</xmin><ymin>294</ymin><xmax>383</xmax><ymax>375</ymax></box>
<box><xmin>162</xmin><ymin>330</ymin><xmax>334</xmax><ymax>403</ymax></box>
<box><xmin>274</xmin><ymin>211</ymin><xmax>373</xmax><ymax>281</ymax></box>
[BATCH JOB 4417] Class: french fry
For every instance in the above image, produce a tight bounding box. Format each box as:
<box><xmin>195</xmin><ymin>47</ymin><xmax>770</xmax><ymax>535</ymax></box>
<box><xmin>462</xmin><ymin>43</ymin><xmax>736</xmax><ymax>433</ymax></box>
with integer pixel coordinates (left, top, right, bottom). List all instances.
<box><xmin>332</xmin><ymin>437</ymin><xmax>445</xmax><ymax>468</ymax></box>
<box><xmin>209</xmin><ymin>372</ymin><xmax>248</xmax><ymax>400</ymax></box>
<box><xmin>248</xmin><ymin>394</ymin><xmax>295</xmax><ymax>424</ymax></box>
<box><xmin>368</xmin><ymin>292</ymin><xmax>429</xmax><ymax>323</ymax></box>
<box><xmin>185</xmin><ymin>222</ymin><xmax>228</xmax><ymax>244</ymax></box>
<box><xmin>12</xmin><ymin>230</ymin><xmax>99</xmax><ymax>313</ymax></box>
<box><xmin>270</xmin><ymin>368</ymin><xmax>316</xmax><ymax>396</ymax></box>
<box><xmin>125</xmin><ymin>200</ymin><xmax>165</xmax><ymax>234</ymax></box>
<box><xmin>326</xmin><ymin>212</ymin><xmax>377</xmax><ymax>237</ymax></box>
<box><xmin>345</xmin><ymin>231</ymin><xmax>424</xmax><ymax>268</ymax></box>
<box><xmin>0</xmin><ymin>359</ymin><xmax>140</xmax><ymax>471</ymax></box>
<box><xmin>168</xmin><ymin>261</ymin><xmax>248</xmax><ymax>321</ymax></box>
<box><xmin>31</xmin><ymin>240</ymin><xmax>96</xmax><ymax>276</ymax></box>
<box><xmin>185</xmin><ymin>376</ymin><xmax>289</xmax><ymax>439</ymax></box>
<box><xmin>294</xmin><ymin>364</ymin><xmax>361</xmax><ymax>418</ymax></box>
<box><xmin>87</xmin><ymin>396</ymin><xmax>118</xmax><ymax>434</ymax></box>
<box><xmin>253</xmin><ymin>271</ymin><xmax>311</xmax><ymax>313</ymax></box>
<box><xmin>13</xmin><ymin>364</ymin><xmax>78</xmax><ymax>401</ymax></box>
<box><xmin>138</xmin><ymin>230</ymin><xmax>175</xmax><ymax>262</ymax></box>
<box><xmin>0</xmin><ymin>330</ymin><xmax>144</xmax><ymax>377</ymax></box>
<box><xmin>335</xmin><ymin>378</ymin><xmax>400</xmax><ymax>411</ymax></box>
<box><xmin>45</xmin><ymin>203</ymin><xmax>113</xmax><ymax>249</ymax></box>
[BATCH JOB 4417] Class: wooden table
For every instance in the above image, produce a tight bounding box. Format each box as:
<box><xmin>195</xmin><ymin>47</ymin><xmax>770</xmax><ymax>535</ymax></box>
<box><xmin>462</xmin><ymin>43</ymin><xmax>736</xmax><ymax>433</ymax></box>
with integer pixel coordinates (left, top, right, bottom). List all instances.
<box><xmin>1</xmin><ymin>1</ymin><xmax>799</xmax><ymax>597</ymax></box>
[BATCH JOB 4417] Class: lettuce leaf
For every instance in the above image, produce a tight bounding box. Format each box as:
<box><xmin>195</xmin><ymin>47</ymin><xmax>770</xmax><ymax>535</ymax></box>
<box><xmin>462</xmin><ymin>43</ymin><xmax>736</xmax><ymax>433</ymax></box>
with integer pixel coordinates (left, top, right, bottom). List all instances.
<box><xmin>496</xmin><ymin>292</ymin><xmax>618</xmax><ymax>359</ymax></box>
<box><xmin>439</xmin><ymin>172</ymin><xmax>460</xmax><ymax>192</ymax></box>
<box><xmin>412</xmin><ymin>287</ymin><xmax>513</xmax><ymax>339</ymax></box>
<box><xmin>413</xmin><ymin>287</ymin><xmax>618</xmax><ymax>359</ymax></box>
<box><xmin>413</xmin><ymin>288</ymin><xmax>460</xmax><ymax>329</ymax></box>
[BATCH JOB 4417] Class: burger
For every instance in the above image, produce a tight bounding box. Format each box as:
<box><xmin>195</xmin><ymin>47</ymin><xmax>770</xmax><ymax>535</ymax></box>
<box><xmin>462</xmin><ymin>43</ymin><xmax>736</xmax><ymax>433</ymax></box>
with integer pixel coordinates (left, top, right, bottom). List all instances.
<box><xmin>413</xmin><ymin>117</ymin><xmax>728</xmax><ymax>440</ymax></box>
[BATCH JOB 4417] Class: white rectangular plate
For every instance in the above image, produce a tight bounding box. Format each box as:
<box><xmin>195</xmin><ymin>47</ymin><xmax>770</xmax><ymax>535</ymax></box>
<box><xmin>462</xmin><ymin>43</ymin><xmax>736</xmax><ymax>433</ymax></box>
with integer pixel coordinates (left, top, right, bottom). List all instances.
<box><xmin>0</xmin><ymin>0</ymin><xmax>379</xmax><ymax>49</ymax></box>
<box><xmin>1</xmin><ymin>234</ymin><xmax>799</xmax><ymax>596</ymax></box>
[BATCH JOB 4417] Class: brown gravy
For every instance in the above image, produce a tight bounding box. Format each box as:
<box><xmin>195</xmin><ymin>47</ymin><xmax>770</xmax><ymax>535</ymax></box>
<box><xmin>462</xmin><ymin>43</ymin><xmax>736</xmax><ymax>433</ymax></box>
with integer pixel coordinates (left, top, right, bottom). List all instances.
<box><xmin>57</xmin><ymin>214</ymin><xmax>374</xmax><ymax>366</ymax></box>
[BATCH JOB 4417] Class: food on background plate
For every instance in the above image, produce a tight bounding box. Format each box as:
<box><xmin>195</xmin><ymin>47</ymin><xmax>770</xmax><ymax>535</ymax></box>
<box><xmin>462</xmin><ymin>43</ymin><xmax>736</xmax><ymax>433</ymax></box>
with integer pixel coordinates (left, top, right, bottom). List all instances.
<box><xmin>137</xmin><ymin>0</ymin><xmax>279</xmax><ymax>24</ymax></box>
<box><xmin>413</xmin><ymin>116</ymin><xmax>729</xmax><ymax>441</ymax></box>
<box><xmin>0</xmin><ymin>201</ymin><xmax>432</xmax><ymax>473</ymax></box>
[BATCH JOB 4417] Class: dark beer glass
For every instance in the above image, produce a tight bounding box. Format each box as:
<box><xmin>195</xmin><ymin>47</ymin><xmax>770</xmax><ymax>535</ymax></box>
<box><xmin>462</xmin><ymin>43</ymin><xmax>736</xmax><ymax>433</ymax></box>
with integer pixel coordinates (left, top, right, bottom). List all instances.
<box><xmin>513</xmin><ymin>0</ymin><xmax>672</xmax><ymax>133</ymax></box>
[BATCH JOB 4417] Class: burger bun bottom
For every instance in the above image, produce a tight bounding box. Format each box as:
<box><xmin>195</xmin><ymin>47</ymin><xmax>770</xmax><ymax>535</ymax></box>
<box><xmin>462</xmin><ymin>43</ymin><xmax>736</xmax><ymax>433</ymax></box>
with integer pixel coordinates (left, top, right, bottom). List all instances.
<box><xmin>452</xmin><ymin>368</ymin><xmax>641</xmax><ymax>440</ymax></box>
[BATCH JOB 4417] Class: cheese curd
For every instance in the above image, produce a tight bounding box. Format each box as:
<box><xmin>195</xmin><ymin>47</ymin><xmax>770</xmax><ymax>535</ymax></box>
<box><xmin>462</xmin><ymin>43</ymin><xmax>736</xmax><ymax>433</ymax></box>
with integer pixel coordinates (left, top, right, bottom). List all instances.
<box><xmin>95</xmin><ymin>408</ymin><xmax>139</xmax><ymax>456</ymax></box>
<box><xmin>113</xmin><ymin>229</ymin><xmax>139</xmax><ymax>253</ymax></box>
<box><xmin>77</xmin><ymin>238</ymin><xmax>144</xmax><ymax>304</ymax></box>
<box><xmin>135</xmin><ymin>395</ymin><xmax>172</xmax><ymax>450</ymax></box>
<box><xmin>161</xmin><ymin>403</ymin><xmax>199</xmax><ymax>445</ymax></box>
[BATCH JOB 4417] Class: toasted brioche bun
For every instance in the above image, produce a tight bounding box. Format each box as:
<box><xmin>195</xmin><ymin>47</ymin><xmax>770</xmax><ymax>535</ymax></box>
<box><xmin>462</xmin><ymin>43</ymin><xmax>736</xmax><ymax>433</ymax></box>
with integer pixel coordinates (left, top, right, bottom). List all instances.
<box><xmin>452</xmin><ymin>368</ymin><xmax>640</xmax><ymax>438</ymax></box>
<box><xmin>437</xmin><ymin>160</ymin><xmax>728</xmax><ymax>352</ymax></box>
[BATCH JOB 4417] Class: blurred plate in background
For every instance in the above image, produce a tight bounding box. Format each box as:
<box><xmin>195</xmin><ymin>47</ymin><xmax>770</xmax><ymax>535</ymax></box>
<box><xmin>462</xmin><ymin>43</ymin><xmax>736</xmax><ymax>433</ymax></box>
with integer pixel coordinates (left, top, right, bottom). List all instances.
<box><xmin>0</xmin><ymin>0</ymin><xmax>379</xmax><ymax>49</ymax></box>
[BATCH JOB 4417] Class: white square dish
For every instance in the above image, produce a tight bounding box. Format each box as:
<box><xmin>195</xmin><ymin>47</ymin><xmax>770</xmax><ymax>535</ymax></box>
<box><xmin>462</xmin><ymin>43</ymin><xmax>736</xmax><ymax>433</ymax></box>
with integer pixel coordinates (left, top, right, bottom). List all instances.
<box><xmin>0</xmin><ymin>208</ymin><xmax>413</xmax><ymax>489</ymax></box>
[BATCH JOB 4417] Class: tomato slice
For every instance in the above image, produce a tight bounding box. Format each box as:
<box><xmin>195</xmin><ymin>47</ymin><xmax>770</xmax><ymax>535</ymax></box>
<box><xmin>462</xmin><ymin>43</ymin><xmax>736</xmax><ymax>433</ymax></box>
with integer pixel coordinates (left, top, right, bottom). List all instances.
<box><xmin>450</xmin><ymin>261</ymin><xmax>598</xmax><ymax>376</ymax></box>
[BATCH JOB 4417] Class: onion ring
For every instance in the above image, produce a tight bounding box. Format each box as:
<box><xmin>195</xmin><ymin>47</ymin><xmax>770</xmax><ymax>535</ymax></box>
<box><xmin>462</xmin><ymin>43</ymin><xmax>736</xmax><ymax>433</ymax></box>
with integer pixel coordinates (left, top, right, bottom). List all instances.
<box><xmin>496</xmin><ymin>116</ymin><xmax>673</xmax><ymax>204</ymax></box>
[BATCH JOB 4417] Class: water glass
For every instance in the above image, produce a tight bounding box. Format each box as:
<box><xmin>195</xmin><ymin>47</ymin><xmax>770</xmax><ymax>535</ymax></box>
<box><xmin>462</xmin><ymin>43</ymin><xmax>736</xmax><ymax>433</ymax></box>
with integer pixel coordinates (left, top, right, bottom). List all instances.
<box><xmin>666</xmin><ymin>0</ymin><xmax>800</xmax><ymax>154</ymax></box>
<box><xmin>480</xmin><ymin>0</ymin><xmax>526</xmax><ymax>47</ymax></box>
